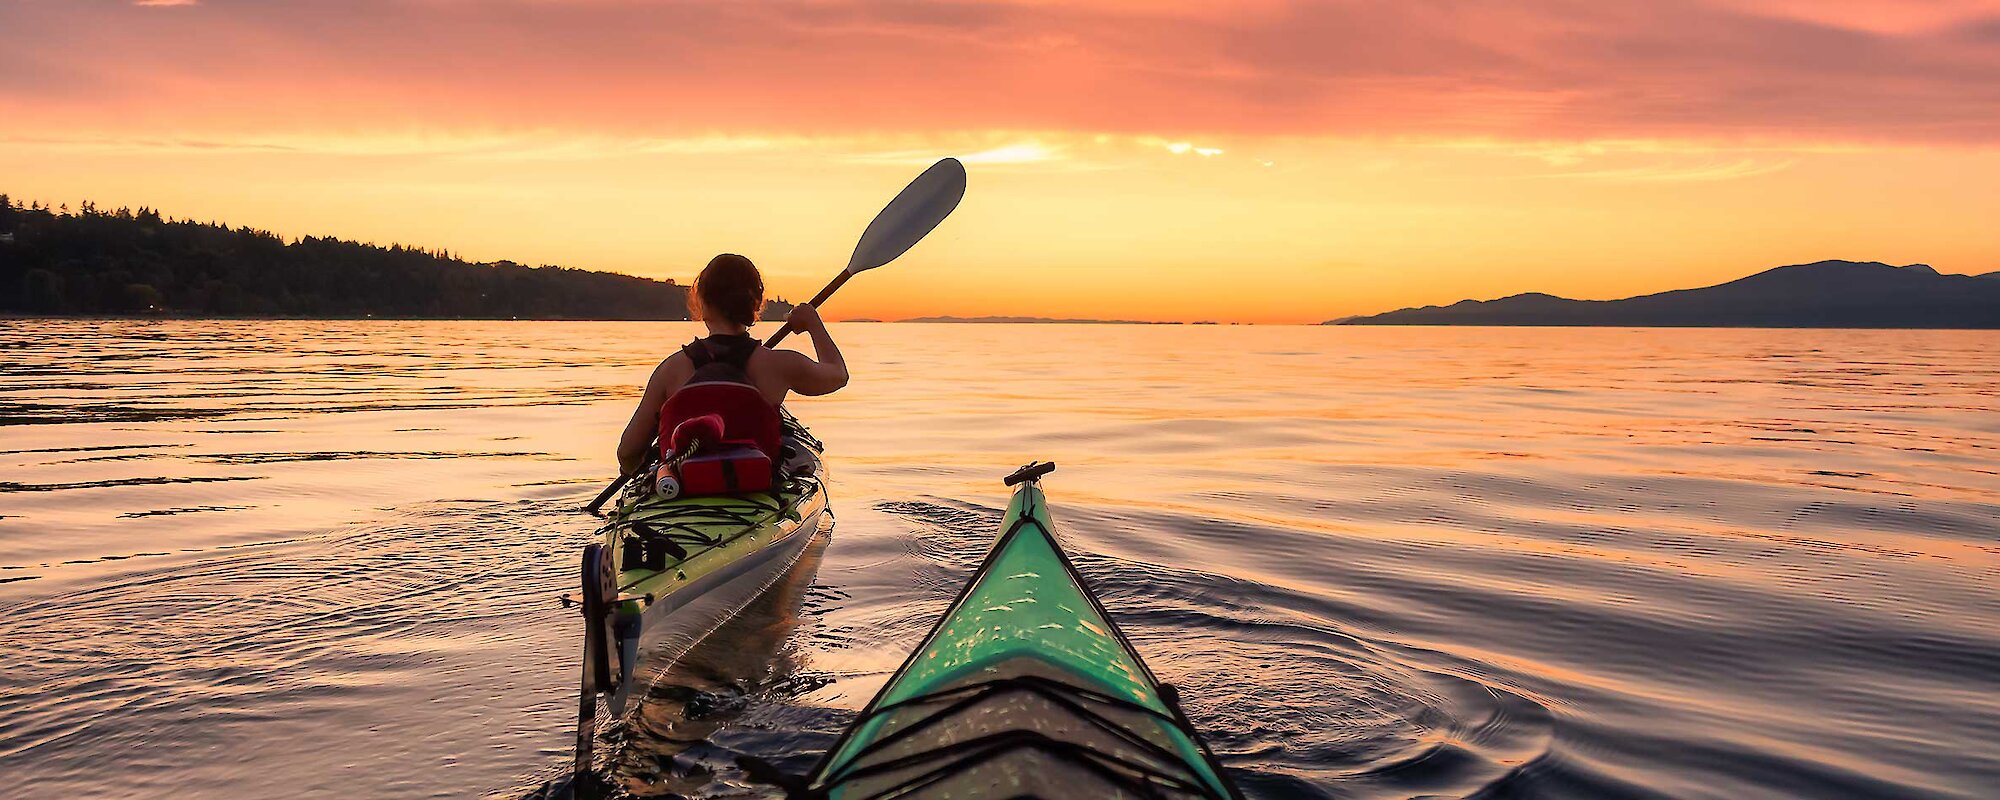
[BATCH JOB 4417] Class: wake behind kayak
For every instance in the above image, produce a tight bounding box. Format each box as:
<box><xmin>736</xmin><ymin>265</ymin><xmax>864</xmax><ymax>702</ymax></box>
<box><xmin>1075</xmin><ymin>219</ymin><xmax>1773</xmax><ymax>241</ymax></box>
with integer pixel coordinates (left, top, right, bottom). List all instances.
<box><xmin>805</xmin><ymin>462</ymin><xmax>1243</xmax><ymax>799</ymax></box>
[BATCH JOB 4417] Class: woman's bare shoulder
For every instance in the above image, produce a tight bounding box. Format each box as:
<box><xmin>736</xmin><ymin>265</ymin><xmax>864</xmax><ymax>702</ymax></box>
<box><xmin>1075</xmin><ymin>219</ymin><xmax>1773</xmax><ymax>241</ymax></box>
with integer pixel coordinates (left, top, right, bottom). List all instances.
<box><xmin>648</xmin><ymin>350</ymin><xmax>693</xmax><ymax>385</ymax></box>
<box><xmin>750</xmin><ymin>345</ymin><xmax>813</xmax><ymax>370</ymax></box>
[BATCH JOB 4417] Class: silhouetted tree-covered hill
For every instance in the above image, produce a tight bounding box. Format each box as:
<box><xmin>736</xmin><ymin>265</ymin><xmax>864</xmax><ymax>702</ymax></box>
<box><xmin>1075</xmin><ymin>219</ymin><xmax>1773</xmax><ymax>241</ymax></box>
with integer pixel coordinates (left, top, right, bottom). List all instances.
<box><xmin>0</xmin><ymin>195</ymin><xmax>792</xmax><ymax>320</ymax></box>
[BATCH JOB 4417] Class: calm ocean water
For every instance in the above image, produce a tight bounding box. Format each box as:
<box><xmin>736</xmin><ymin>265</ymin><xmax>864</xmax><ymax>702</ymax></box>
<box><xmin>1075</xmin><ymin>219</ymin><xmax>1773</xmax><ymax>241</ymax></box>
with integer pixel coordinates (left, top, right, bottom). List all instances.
<box><xmin>1</xmin><ymin>320</ymin><xmax>1996</xmax><ymax>799</ymax></box>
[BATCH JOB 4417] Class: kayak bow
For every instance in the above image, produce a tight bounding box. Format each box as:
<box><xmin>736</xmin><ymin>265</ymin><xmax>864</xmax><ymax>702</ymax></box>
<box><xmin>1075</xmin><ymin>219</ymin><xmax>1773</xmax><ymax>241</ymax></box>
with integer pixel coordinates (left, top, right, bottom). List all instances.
<box><xmin>570</xmin><ymin>411</ymin><xmax>830</xmax><ymax>788</ymax></box>
<box><xmin>806</xmin><ymin>462</ymin><xmax>1243</xmax><ymax>800</ymax></box>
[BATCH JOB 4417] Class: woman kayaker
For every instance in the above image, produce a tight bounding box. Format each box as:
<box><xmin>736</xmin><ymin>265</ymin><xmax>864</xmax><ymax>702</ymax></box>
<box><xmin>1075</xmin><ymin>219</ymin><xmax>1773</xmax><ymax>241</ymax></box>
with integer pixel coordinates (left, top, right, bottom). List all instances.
<box><xmin>616</xmin><ymin>253</ymin><xmax>848</xmax><ymax>480</ymax></box>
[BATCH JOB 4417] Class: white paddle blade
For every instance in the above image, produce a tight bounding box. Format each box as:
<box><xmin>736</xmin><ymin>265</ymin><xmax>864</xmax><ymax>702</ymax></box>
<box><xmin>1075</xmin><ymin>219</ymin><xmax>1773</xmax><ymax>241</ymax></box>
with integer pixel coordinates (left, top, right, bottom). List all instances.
<box><xmin>845</xmin><ymin>157</ymin><xmax>967</xmax><ymax>274</ymax></box>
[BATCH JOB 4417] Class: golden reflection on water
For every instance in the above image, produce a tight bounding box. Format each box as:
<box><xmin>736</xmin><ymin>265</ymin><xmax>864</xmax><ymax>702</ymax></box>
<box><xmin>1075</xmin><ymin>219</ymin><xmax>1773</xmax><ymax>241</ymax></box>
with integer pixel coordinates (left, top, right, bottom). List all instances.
<box><xmin>2</xmin><ymin>320</ymin><xmax>1997</xmax><ymax>799</ymax></box>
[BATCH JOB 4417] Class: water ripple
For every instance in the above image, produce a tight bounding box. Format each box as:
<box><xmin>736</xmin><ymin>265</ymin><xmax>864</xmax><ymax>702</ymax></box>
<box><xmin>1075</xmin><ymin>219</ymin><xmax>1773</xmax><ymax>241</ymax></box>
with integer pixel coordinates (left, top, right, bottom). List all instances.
<box><xmin>1</xmin><ymin>320</ymin><xmax>1996</xmax><ymax>799</ymax></box>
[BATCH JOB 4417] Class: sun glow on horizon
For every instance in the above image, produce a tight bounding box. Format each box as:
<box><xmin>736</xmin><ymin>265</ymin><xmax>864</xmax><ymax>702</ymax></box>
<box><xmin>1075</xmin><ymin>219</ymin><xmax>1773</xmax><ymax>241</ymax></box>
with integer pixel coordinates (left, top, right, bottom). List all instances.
<box><xmin>2</xmin><ymin>0</ymin><xmax>1996</xmax><ymax>322</ymax></box>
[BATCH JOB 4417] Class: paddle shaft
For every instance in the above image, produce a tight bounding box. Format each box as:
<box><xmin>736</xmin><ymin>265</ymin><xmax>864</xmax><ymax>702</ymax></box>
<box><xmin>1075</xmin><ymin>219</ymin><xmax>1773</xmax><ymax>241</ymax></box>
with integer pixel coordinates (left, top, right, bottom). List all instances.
<box><xmin>763</xmin><ymin>270</ymin><xmax>851</xmax><ymax>348</ymax></box>
<box><xmin>585</xmin><ymin>472</ymin><xmax>628</xmax><ymax>516</ymax></box>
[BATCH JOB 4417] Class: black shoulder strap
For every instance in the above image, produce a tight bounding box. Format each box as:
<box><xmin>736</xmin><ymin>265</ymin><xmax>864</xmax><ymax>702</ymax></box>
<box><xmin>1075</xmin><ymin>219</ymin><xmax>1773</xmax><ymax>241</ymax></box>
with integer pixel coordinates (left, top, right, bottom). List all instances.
<box><xmin>680</xmin><ymin>338</ymin><xmax>715</xmax><ymax>368</ymax></box>
<box><xmin>705</xmin><ymin>335</ymin><xmax>758</xmax><ymax>369</ymax></box>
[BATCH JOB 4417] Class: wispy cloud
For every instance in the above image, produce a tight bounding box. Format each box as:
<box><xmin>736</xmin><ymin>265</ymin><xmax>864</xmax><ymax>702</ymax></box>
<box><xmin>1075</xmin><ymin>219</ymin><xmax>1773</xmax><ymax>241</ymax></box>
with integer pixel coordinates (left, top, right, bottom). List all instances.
<box><xmin>1</xmin><ymin>130</ymin><xmax>1097</xmax><ymax>169</ymax></box>
<box><xmin>1543</xmin><ymin>158</ymin><xmax>1800</xmax><ymax>182</ymax></box>
<box><xmin>958</xmin><ymin>143</ymin><xmax>1062</xmax><ymax>164</ymax></box>
<box><xmin>1160</xmin><ymin>141</ymin><xmax>1224</xmax><ymax>157</ymax></box>
<box><xmin>0</xmin><ymin>132</ymin><xmax>806</xmax><ymax>160</ymax></box>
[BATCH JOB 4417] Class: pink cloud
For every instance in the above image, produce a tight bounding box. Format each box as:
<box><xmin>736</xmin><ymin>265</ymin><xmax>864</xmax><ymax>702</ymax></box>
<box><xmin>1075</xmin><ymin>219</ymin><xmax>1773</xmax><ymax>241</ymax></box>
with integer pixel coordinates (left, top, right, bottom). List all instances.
<box><xmin>1</xmin><ymin>0</ymin><xmax>1996</xmax><ymax>144</ymax></box>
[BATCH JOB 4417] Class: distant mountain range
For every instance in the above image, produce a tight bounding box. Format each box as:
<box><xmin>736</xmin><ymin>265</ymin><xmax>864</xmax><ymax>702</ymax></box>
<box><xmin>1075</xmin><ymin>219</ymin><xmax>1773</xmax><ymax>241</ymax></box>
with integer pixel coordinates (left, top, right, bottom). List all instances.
<box><xmin>1338</xmin><ymin>260</ymin><xmax>2000</xmax><ymax>328</ymax></box>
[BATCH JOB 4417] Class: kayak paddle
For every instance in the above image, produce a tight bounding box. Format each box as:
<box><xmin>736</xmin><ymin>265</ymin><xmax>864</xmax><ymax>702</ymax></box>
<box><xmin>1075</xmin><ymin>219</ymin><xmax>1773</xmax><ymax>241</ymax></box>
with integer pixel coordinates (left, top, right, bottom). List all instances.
<box><xmin>764</xmin><ymin>156</ymin><xmax>967</xmax><ymax>347</ymax></box>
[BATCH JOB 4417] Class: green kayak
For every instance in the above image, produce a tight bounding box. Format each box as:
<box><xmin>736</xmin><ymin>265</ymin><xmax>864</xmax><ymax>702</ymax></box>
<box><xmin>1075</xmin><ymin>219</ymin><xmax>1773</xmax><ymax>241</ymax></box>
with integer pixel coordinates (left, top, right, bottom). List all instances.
<box><xmin>805</xmin><ymin>462</ymin><xmax>1243</xmax><ymax>799</ymax></box>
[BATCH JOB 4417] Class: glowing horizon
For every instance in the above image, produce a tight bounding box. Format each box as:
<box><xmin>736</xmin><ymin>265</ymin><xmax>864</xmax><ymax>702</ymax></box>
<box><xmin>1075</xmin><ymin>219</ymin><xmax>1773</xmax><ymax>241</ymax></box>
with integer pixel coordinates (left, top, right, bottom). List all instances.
<box><xmin>3</xmin><ymin>0</ymin><xmax>1997</xmax><ymax>323</ymax></box>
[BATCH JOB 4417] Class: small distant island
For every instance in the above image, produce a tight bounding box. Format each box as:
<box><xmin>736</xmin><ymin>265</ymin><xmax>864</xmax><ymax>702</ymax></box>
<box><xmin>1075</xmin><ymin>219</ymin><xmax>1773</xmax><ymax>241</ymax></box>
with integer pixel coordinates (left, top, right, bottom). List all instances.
<box><xmin>0</xmin><ymin>195</ymin><xmax>790</xmax><ymax>320</ymax></box>
<box><xmin>1337</xmin><ymin>260</ymin><xmax>2000</xmax><ymax>329</ymax></box>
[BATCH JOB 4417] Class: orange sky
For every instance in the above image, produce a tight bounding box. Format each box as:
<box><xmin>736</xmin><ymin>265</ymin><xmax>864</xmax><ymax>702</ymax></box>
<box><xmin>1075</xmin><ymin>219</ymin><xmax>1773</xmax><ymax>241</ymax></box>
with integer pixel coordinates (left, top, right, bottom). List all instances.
<box><xmin>3</xmin><ymin>0</ymin><xmax>1997</xmax><ymax>322</ymax></box>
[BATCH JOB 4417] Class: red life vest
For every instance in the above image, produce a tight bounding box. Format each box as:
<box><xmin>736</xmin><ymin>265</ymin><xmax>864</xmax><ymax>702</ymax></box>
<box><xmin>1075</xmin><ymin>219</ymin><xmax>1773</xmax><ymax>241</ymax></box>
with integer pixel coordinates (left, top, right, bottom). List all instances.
<box><xmin>657</xmin><ymin>334</ymin><xmax>783</xmax><ymax>496</ymax></box>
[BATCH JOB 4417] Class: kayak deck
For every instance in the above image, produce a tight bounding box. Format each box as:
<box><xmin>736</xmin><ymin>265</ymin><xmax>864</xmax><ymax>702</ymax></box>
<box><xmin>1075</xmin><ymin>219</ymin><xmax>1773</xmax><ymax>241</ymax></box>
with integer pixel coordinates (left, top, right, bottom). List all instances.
<box><xmin>607</xmin><ymin>476</ymin><xmax>820</xmax><ymax>613</ymax></box>
<box><xmin>572</xmin><ymin>412</ymin><xmax>828</xmax><ymax>791</ymax></box>
<box><xmin>601</xmin><ymin>411</ymin><xmax>825</xmax><ymax>621</ymax></box>
<box><xmin>809</xmin><ymin>463</ymin><xmax>1240</xmax><ymax>800</ymax></box>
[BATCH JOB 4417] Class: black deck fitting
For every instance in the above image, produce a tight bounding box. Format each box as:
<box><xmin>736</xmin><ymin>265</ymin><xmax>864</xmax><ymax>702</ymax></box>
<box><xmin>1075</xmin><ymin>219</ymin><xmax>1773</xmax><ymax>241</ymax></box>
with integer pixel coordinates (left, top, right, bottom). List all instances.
<box><xmin>1004</xmin><ymin>461</ymin><xmax>1057</xmax><ymax>486</ymax></box>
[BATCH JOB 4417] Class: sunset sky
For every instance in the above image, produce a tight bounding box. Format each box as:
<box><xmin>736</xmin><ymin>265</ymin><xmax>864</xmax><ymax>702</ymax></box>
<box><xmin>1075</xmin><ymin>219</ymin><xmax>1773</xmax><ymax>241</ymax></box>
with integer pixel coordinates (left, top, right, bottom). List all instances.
<box><xmin>3</xmin><ymin>0</ymin><xmax>1997</xmax><ymax>322</ymax></box>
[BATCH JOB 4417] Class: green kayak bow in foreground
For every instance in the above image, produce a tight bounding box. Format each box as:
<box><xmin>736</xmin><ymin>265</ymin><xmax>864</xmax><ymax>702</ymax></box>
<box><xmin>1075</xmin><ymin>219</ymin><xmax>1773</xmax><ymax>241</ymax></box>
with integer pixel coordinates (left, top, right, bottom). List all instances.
<box><xmin>805</xmin><ymin>462</ymin><xmax>1243</xmax><ymax>800</ymax></box>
